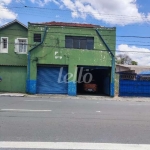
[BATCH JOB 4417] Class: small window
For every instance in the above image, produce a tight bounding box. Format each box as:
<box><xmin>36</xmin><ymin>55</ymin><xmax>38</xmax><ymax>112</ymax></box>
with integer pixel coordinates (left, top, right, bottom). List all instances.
<box><xmin>0</xmin><ymin>37</ymin><xmax>8</xmax><ymax>53</ymax></box>
<box><xmin>65</xmin><ymin>36</ymin><xmax>94</xmax><ymax>50</ymax></box>
<box><xmin>15</xmin><ymin>38</ymin><xmax>28</xmax><ymax>54</ymax></box>
<box><xmin>34</xmin><ymin>34</ymin><xmax>41</xmax><ymax>42</ymax></box>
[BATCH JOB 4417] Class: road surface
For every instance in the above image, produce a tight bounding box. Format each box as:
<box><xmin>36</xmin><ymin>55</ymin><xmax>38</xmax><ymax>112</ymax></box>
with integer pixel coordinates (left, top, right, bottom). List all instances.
<box><xmin>0</xmin><ymin>96</ymin><xmax>150</xmax><ymax>149</ymax></box>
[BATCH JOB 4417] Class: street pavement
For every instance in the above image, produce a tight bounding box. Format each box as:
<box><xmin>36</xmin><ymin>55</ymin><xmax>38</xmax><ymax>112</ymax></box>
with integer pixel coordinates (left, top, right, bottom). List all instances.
<box><xmin>0</xmin><ymin>96</ymin><xmax>150</xmax><ymax>149</ymax></box>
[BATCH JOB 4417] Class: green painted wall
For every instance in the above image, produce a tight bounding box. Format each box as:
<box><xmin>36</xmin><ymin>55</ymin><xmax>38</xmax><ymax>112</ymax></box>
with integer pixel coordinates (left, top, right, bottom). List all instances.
<box><xmin>0</xmin><ymin>23</ymin><xmax>28</xmax><ymax>66</ymax></box>
<box><xmin>0</xmin><ymin>22</ymin><xmax>28</xmax><ymax>93</ymax></box>
<box><xmin>28</xmin><ymin>24</ymin><xmax>116</xmax><ymax>82</ymax></box>
<box><xmin>0</xmin><ymin>66</ymin><xmax>27</xmax><ymax>93</ymax></box>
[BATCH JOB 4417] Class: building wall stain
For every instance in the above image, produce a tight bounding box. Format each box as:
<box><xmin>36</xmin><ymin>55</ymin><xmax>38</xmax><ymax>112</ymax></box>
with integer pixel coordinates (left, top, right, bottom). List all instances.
<box><xmin>27</xmin><ymin>23</ymin><xmax>116</xmax><ymax>96</ymax></box>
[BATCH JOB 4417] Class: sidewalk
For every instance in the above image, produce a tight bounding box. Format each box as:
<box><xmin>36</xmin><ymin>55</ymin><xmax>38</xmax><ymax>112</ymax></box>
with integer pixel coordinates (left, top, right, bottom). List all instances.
<box><xmin>28</xmin><ymin>94</ymin><xmax>150</xmax><ymax>102</ymax></box>
<box><xmin>0</xmin><ymin>93</ymin><xmax>25</xmax><ymax>97</ymax></box>
<box><xmin>0</xmin><ymin>93</ymin><xmax>149</xmax><ymax>102</ymax></box>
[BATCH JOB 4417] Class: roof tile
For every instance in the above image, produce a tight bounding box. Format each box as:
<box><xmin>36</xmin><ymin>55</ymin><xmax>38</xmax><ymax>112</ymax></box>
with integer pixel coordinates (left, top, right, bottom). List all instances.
<box><xmin>31</xmin><ymin>21</ymin><xmax>101</xmax><ymax>28</ymax></box>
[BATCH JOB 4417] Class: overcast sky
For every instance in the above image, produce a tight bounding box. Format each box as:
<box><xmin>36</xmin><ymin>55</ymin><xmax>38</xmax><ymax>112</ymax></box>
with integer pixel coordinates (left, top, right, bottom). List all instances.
<box><xmin>1</xmin><ymin>0</ymin><xmax>150</xmax><ymax>65</ymax></box>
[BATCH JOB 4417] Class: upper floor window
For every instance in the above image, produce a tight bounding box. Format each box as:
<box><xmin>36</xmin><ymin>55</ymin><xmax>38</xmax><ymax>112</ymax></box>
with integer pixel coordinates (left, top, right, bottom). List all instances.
<box><xmin>34</xmin><ymin>34</ymin><xmax>41</xmax><ymax>42</ymax></box>
<box><xmin>0</xmin><ymin>37</ymin><xmax>8</xmax><ymax>53</ymax></box>
<box><xmin>65</xmin><ymin>36</ymin><xmax>94</xmax><ymax>50</ymax></box>
<box><xmin>15</xmin><ymin>38</ymin><xmax>28</xmax><ymax>54</ymax></box>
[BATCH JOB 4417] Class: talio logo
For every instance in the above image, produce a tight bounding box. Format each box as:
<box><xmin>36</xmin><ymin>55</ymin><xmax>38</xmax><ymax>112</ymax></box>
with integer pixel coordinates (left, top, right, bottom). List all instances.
<box><xmin>58</xmin><ymin>67</ymin><xmax>93</xmax><ymax>83</ymax></box>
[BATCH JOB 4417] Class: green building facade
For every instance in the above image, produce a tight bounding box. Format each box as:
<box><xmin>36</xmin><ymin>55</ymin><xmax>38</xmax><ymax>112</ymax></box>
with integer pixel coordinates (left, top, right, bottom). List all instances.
<box><xmin>0</xmin><ymin>20</ymin><xmax>28</xmax><ymax>93</ymax></box>
<box><xmin>27</xmin><ymin>22</ymin><xmax>116</xmax><ymax>96</ymax></box>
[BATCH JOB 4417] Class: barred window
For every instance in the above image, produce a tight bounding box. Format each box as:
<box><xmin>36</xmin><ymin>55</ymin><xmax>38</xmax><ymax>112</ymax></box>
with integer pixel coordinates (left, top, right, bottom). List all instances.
<box><xmin>65</xmin><ymin>36</ymin><xmax>94</xmax><ymax>50</ymax></box>
<box><xmin>34</xmin><ymin>34</ymin><xmax>41</xmax><ymax>42</ymax></box>
<box><xmin>0</xmin><ymin>37</ymin><xmax>8</xmax><ymax>53</ymax></box>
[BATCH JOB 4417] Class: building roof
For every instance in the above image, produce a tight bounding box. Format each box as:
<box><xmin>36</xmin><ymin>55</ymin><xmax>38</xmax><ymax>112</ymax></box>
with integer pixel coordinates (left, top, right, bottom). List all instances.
<box><xmin>138</xmin><ymin>71</ymin><xmax>150</xmax><ymax>75</ymax></box>
<box><xmin>116</xmin><ymin>64</ymin><xmax>150</xmax><ymax>69</ymax></box>
<box><xmin>29</xmin><ymin>21</ymin><xmax>103</xmax><ymax>28</ymax></box>
<box><xmin>0</xmin><ymin>19</ymin><xmax>27</xmax><ymax>30</ymax></box>
<box><xmin>116</xmin><ymin>64</ymin><xmax>150</xmax><ymax>74</ymax></box>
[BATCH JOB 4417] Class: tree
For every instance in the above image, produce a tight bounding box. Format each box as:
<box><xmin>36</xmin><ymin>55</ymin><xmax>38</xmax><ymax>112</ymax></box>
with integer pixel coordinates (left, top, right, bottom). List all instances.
<box><xmin>116</xmin><ymin>54</ymin><xmax>138</xmax><ymax>65</ymax></box>
<box><xmin>131</xmin><ymin>61</ymin><xmax>138</xmax><ymax>65</ymax></box>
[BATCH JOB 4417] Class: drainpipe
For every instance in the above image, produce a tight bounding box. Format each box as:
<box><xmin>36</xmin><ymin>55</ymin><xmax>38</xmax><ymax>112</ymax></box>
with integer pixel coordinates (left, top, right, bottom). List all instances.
<box><xmin>27</xmin><ymin>26</ymin><xmax>48</xmax><ymax>93</ymax></box>
<box><xmin>95</xmin><ymin>29</ymin><xmax>115</xmax><ymax>97</ymax></box>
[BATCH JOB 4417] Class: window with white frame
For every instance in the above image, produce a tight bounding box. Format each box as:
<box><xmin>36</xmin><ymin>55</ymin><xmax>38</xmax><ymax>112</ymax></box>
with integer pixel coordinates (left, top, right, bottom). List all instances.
<box><xmin>15</xmin><ymin>38</ymin><xmax>28</xmax><ymax>54</ymax></box>
<box><xmin>0</xmin><ymin>37</ymin><xmax>8</xmax><ymax>53</ymax></box>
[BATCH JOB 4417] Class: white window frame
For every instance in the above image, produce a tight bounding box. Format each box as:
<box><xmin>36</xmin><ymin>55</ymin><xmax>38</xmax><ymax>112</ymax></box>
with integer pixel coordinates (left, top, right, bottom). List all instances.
<box><xmin>0</xmin><ymin>37</ymin><xmax>8</xmax><ymax>53</ymax></box>
<box><xmin>15</xmin><ymin>38</ymin><xmax>28</xmax><ymax>54</ymax></box>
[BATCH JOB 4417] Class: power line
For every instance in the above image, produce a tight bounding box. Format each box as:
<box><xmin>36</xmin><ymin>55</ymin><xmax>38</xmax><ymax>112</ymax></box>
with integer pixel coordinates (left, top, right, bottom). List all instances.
<box><xmin>4</xmin><ymin>31</ymin><xmax>150</xmax><ymax>44</ymax></box>
<box><xmin>2</xmin><ymin>50</ymin><xmax>150</xmax><ymax>66</ymax></box>
<box><xmin>1</xmin><ymin>15</ymin><xmax>150</xmax><ymax>29</ymax></box>
<box><xmin>2</xmin><ymin>39</ymin><xmax>150</xmax><ymax>48</ymax></box>
<box><xmin>117</xmin><ymin>36</ymin><xmax>150</xmax><ymax>38</ymax></box>
<box><xmin>1</xmin><ymin>7</ymin><xmax>150</xmax><ymax>23</ymax></box>
<box><xmin>116</xmin><ymin>51</ymin><xmax>150</xmax><ymax>53</ymax></box>
<box><xmin>1</xmin><ymin>45</ymin><xmax>150</xmax><ymax>64</ymax></box>
<box><xmin>116</xmin><ymin>40</ymin><xmax>150</xmax><ymax>44</ymax></box>
<box><xmin>1</xmin><ymin>27</ymin><xmax>150</xmax><ymax>39</ymax></box>
<box><xmin>1</xmin><ymin>31</ymin><xmax>150</xmax><ymax>47</ymax></box>
<box><xmin>17</xmin><ymin>0</ymin><xmax>27</xmax><ymax>7</ymax></box>
<box><xmin>1</xmin><ymin>41</ymin><xmax>150</xmax><ymax>53</ymax></box>
<box><xmin>1</xmin><ymin>5</ymin><xmax>150</xmax><ymax>28</ymax></box>
<box><xmin>6</xmin><ymin>6</ymin><xmax>150</xmax><ymax>19</ymax></box>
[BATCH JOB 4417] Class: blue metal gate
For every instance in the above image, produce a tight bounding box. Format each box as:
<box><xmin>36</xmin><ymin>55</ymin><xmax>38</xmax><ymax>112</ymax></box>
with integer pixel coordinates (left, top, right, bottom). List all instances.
<box><xmin>119</xmin><ymin>73</ymin><xmax>150</xmax><ymax>97</ymax></box>
<box><xmin>37</xmin><ymin>66</ymin><xmax>68</xmax><ymax>94</ymax></box>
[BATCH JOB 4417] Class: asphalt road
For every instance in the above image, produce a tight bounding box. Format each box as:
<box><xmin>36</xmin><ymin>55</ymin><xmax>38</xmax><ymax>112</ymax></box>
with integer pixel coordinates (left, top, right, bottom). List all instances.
<box><xmin>0</xmin><ymin>96</ymin><xmax>150</xmax><ymax>149</ymax></box>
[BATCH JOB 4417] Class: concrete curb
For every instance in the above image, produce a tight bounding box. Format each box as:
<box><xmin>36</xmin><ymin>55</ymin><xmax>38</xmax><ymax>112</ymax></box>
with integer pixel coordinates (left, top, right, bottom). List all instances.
<box><xmin>0</xmin><ymin>93</ymin><xmax>25</xmax><ymax>97</ymax></box>
<box><xmin>0</xmin><ymin>93</ymin><xmax>150</xmax><ymax>102</ymax></box>
<box><xmin>25</xmin><ymin>94</ymin><xmax>150</xmax><ymax>102</ymax></box>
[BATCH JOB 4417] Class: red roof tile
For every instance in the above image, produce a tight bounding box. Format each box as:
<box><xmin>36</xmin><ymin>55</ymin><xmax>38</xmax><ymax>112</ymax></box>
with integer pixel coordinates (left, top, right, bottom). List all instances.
<box><xmin>30</xmin><ymin>21</ymin><xmax>101</xmax><ymax>28</ymax></box>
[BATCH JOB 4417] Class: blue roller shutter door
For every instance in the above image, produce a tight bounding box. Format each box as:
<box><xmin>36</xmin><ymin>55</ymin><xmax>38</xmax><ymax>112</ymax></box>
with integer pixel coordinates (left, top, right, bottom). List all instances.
<box><xmin>37</xmin><ymin>66</ymin><xmax>68</xmax><ymax>94</ymax></box>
